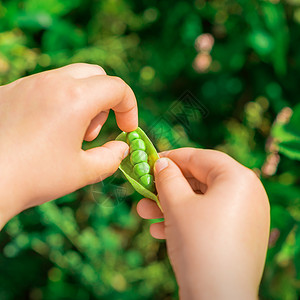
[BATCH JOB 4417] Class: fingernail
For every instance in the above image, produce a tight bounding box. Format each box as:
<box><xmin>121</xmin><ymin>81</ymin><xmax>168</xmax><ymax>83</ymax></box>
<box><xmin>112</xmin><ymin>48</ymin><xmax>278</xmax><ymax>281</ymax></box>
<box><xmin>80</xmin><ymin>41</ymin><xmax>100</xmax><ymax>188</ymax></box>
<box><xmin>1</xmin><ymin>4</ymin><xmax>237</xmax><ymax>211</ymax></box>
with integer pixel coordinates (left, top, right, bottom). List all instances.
<box><xmin>159</xmin><ymin>150</ymin><xmax>170</xmax><ymax>158</ymax></box>
<box><xmin>155</xmin><ymin>158</ymin><xmax>168</xmax><ymax>173</ymax></box>
<box><xmin>123</xmin><ymin>147</ymin><xmax>129</xmax><ymax>159</ymax></box>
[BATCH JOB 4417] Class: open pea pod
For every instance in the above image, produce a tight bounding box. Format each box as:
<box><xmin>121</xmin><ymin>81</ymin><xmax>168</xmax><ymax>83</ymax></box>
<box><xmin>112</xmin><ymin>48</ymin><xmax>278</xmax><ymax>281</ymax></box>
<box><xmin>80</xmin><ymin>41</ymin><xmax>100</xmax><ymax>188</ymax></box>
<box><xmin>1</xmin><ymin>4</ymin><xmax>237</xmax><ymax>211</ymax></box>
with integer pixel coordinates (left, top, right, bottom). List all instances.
<box><xmin>116</xmin><ymin>127</ymin><xmax>162</xmax><ymax>211</ymax></box>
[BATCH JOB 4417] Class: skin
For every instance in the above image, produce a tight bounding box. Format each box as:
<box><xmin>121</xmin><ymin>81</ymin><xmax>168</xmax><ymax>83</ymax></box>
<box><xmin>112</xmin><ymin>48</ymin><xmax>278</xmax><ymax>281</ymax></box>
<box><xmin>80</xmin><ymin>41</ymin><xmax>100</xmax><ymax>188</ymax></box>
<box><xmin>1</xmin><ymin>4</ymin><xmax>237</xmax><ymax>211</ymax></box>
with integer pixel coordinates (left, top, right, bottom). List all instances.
<box><xmin>0</xmin><ymin>64</ymin><xmax>270</xmax><ymax>299</ymax></box>
<box><xmin>0</xmin><ymin>63</ymin><xmax>138</xmax><ymax>228</ymax></box>
<box><xmin>137</xmin><ymin>148</ymin><xmax>270</xmax><ymax>300</ymax></box>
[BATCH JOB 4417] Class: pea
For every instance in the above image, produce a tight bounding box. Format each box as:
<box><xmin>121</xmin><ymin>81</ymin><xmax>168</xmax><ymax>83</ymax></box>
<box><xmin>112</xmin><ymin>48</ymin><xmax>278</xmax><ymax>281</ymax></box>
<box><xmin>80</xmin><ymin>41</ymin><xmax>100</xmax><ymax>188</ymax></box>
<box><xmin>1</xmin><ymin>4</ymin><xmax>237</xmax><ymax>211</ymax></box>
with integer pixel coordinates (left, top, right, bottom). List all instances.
<box><xmin>130</xmin><ymin>150</ymin><xmax>148</xmax><ymax>165</ymax></box>
<box><xmin>133</xmin><ymin>162</ymin><xmax>150</xmax><ymax>178</ymax></box>
<box><xmin>127</xmin><ymin>131</ymin><xmax>140</xmax><ymax>143</ymax></box>
<box><xmin>130</xmin><ymin>138</ymin><xmax>146</xmax><ymax>153</ymax></box>
<box><xmin>140</xmin><ymin>174</ymin><xmax>154</xmax><ymax>191</ymax></box>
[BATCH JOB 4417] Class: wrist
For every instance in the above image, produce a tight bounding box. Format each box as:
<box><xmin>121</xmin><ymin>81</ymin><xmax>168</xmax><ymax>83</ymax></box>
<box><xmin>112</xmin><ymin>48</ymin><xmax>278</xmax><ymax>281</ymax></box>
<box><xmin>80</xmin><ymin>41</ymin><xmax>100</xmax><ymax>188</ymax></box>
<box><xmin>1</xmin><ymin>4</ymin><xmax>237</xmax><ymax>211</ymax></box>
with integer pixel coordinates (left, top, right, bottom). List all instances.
<box><xmin>171</xmin><ymin>234</ymin><xmax>262</xmax><ymax>300</ymax></box>
<box><xmin>179</xmin><ymin>281</ymin><xmax>258</xmax><ymax>300</ymax></box>
<box><xmin>176</xmin><ymin>265</ymin><xmax>259</xmax><ymax>300</ymax></box>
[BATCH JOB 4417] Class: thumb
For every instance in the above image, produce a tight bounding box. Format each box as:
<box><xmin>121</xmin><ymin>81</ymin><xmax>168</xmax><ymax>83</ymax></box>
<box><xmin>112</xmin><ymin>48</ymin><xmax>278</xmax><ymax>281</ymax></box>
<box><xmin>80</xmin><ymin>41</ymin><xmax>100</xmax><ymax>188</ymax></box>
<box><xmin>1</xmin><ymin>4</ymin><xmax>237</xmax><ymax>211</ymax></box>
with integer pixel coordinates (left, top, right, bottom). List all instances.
<box><xmin>154</xmin><ymin>157</ymin><xmax>194</xmax><ymax>211</ymax></box>
<box><xmin>82</xmin><ymin>140</ymin><xmax>129</xmax><ymax>184</ymax></box>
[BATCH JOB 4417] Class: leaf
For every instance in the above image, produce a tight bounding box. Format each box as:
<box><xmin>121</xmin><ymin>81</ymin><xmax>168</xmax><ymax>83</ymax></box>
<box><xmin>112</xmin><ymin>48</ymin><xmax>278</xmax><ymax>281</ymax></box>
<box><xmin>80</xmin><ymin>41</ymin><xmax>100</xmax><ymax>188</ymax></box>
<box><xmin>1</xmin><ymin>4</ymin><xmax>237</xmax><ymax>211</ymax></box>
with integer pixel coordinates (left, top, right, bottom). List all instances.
<box><xmin>279</xmin><ymin>140</ymin><xmax>300</xmax><ymax>160</ymax></box>
<box><xmin>24</xmin><ymin>0</ymin><xmax>81</xmax><ymax>16</ymax></box>
<box><xmin>272</xmin><ymin>123</ymin><xmax>300</xmax><ymax>144</ymax></box>
<box><xmin>261</xmin><ymin>2</ymin><xmax>289</xmax><ymax>75</ymax></box>
<box><xmin>272</xmin><ymin>104</ymin><xmax>300</xmax><ymax>160</ymax></box>
<box><xmin>248</xmin><ymin>30</ymin><xmax>274</xmax><ymax>56</ymax></box>
<box><xmin>267</xmin><ymin>205</ymin><xmax>296</xmax><ymax>261</ymax></box>
<box><xmin>294</xmin><ymin>226</ymin><xmax>300</xmax><ymax>279</ymax></box>
<box><xmin>264</xmin><ymin>181</ymin><xmax>300</xmax><ymax>207</ymax></box>
<box><xmin>42</xmin><ymin>19</ymin><xmax>85</xmax><ymax>52</ymax></box>
<box><xmin>285</xmin><ymin>104</ymin><xmax>300</xmax><ymax>137</ymax></box>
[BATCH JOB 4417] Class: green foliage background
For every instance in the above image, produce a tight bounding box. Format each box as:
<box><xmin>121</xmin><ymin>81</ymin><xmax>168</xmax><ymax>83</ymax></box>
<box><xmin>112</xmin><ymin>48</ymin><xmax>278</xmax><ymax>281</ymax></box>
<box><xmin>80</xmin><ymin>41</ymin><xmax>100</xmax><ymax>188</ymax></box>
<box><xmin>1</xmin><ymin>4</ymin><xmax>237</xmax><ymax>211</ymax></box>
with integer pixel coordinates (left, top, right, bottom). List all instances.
<box><xmin>0</xmin><ymin>0</ymin><xmax>300</xmax><ymax>299</ymax></box>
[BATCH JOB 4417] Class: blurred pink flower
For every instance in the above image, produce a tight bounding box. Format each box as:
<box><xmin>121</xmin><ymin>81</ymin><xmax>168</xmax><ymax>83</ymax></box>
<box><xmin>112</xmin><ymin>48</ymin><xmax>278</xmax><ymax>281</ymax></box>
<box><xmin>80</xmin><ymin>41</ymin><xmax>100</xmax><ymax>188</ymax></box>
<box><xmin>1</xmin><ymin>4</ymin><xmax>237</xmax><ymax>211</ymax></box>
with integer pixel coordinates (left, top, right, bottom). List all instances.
<box><xmin>275</xmin><ymin>107</ymin><xmax>292</xmax><ymax>124</ymax></box>
<box><xmin>195</xmin><ymin>33</ymin><xmax>215</xmax><ymax>53</ymax></box>
<box><xmin>262</xmin><ymin>152</ymin><xmax>280</xmax><ymax>176</ymax></box>
<box><xmin>268</xmin><ymin>228</ymin><xmax>280</xmax><ymax>248</ymax></box>
<box><xmin>193</xmin><ymin>53</ymin><xmax>212</xmax><ymax>73</ymax></box>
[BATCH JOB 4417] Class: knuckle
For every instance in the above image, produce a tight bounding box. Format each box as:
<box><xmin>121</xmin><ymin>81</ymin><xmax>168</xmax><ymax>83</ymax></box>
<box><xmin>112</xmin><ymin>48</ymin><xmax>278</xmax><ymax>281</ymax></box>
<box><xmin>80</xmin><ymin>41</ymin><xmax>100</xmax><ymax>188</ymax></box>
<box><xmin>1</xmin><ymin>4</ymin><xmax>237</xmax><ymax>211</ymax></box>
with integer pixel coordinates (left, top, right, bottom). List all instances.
<box><xmin>110</xmin><ymin>76</ymin><xmax>128</xmax><ymax>91</ymax></box>
<box><xmin>188</xmin><ymin>149</ymin><xmax>232</xmax><ymax>174</ymax></box>
<box><xmin>242</xmin><ymin>167</ymin><xmax>261</xmax><ymax>185</ymax></box>
<box><xmin>110</xmin><ymin>76</ymin><xmax>135</xmax><ymax>107</ymax></box>
<box><xmin>47</xmin><ymin>77</ymin><xmax>85</xmax><ymax>110</ymax></box>
<box><xmin>208</xmin><ymin>149</ymin><xmax>234</xmax><ymax>163</ymax></box>
<box><xmin>30</xmin><ymin>72</ymin><xmax>77</xmax><ymax>101</ymax></box>
<box><xmin>242</xmin><ymin>167</ymin><xmax>270</xmax><ymax>211</ymax></box>
<box><xmin>70</xmin><ymin>63</ymin><xmax>106</xmax><ymax>75</ymax></box>
<box><xmin>65</xmin><ymin>83</ymin><xmax>85</xmax><ymax>101</ymax></box>
<box><xmin>51</xmin><ymin>79</ymin><xmax>85</xmax><ymax>104</ymax></box>
<box><xmin>32</xmin><ymin>72</ymin><xmax>54</xmax><ymax>89</ymax></box>
<box><xmin>203</xmin><ymin>149</ymin><xmax>239</xmax><ymax>170</ymax></box>
<box><xmin>236</xmin><ymin>166</ymin><xmax>265</xmax><ymax>194</ymax></box>
<box><xmin>69</xmin><ymin>62</ymin><xmax>89</xmax><ymax>68</ymax></box>
<box><xmin>91</xmin><ymin>64</ymin><xmax>106</xmax><ymax>75</ymax></box>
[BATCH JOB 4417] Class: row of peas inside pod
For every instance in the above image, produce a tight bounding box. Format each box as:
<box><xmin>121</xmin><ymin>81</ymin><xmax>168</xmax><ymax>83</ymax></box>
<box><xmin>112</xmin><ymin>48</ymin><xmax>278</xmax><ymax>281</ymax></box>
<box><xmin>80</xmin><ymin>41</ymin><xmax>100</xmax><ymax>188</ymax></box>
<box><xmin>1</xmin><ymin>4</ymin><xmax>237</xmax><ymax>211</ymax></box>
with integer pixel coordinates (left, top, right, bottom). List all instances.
<box><xmin>115</xmin><ymin>127</ymin><xmax>161</xmax><ymax>211</ymax></box>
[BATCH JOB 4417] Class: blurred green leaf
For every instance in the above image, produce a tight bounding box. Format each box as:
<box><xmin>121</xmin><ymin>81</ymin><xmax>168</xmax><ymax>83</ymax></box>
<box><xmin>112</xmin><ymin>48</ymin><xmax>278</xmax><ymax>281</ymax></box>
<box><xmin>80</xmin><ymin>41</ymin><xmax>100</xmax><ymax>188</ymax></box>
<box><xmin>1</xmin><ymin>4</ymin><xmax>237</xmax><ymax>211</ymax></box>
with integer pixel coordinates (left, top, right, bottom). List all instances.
<box><xmin>272</xmin><ymin>105</ymin><xmax>300</xmax><ymax>160</ymax></box>
<box><xmin>279</xmin><ymin>140</ymin><xmax>300</xmax><ymax>161</ymax></box>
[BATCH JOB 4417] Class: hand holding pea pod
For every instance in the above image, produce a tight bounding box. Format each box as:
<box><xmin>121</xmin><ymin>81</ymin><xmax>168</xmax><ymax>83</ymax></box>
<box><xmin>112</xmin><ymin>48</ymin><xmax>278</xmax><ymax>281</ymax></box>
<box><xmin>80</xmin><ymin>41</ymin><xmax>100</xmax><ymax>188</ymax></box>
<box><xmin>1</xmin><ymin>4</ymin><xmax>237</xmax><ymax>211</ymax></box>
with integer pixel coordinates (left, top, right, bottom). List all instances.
<box><xmin>137</xmin><ymin>148</ymin><xmax>270</xmax><ymax>299</ymax></box>
<box><xmin>116</xmin><ymin>127</ymin><xmax>161</xmax><ymax>210</ymax></box>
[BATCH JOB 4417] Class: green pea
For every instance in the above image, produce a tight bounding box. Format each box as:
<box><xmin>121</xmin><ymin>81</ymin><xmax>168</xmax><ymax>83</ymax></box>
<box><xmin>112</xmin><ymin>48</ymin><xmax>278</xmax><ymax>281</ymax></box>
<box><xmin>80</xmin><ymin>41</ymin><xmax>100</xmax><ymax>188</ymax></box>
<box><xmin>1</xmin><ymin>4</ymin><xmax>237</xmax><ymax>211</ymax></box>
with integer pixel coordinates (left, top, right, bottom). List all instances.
<box><xmin>130</xmin><ymin>138</ymin><xmax>146</xmax><ymax>153</ymax></box>
<box><xmin>140</xmin><ymin>174</ymin><xmax>154</xmax><ymax>192</ymax></box>
<box><xmin>127</xmin><ymin>131</ymin><xmax>140</xmax><ymax>143</ymax></box>
<box><xmin>133</xmin><ymin>162</ymin><xmax>150</xmax><ymax>178</ymax></box>
<box><xmin>130</xmin><ymin>150</ymin><xmax>148</xmax><ymax>165</ymax></box>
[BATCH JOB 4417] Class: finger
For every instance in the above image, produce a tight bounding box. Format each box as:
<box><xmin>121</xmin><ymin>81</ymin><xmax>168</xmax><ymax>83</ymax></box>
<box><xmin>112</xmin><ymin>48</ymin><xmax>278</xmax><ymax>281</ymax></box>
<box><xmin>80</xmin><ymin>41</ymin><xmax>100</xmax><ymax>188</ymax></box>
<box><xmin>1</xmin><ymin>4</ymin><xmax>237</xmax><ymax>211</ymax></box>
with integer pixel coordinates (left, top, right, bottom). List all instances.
<box><xmin>54</xmin><ymin>63</ymin><xmax>106</xmax><ymax>79</ymax></box>
<box><xmin>81</xmin><ymin>140</ymin><xmax>129</xmax><ymax>185</ymax></box>
<box><xmin>84</xmin><ymin>110</ymin><xmax>109</xmax><ymax>141</ymax></box>
<box><xmin>154</xmin><ymin>158</ymin><xmax>194</xmax><ymax>211</ymax></box>
<box><xmin>137</xmin><ymin>198</ymin><xmax>164</xmax><ymax>219</ymax></box>
<box><xmin>160</xmin><ymin>151</ymin><xmax>207</xmax><ymax>193</ymax></box>
<box><xmin>150</xmin><ymin>222</ymin><xmax>166</xmax><ymax>239</ymax></box>
<box><xmin>78</xmin><ymin>75</ymin><xmax>138</xmax><ymax>132</ymax></box>
<box><xmin>161</xmin><ymin>148</ymin><xmax>242</xmax><ymax>186</ymax></box>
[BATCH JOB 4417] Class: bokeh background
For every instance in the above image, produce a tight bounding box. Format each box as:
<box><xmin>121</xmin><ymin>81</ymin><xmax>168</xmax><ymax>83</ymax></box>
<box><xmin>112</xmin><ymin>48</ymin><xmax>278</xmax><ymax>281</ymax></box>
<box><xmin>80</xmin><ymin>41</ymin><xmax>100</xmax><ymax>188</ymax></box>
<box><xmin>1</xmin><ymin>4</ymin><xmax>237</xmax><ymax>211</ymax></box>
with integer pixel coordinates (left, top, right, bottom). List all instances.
<box><xmin>1</xmin><ymin>0</ymin><xmax>300</xmax><ymax>299</ymax></box>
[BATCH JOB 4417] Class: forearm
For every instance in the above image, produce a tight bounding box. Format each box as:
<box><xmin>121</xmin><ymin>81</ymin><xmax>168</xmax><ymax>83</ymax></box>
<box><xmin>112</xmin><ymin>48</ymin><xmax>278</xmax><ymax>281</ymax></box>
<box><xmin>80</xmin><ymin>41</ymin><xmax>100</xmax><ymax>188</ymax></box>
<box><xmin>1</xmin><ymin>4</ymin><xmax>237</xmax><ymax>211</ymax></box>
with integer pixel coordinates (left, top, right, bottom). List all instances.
<box><xmin>179</xmin><ymin>278</ymin><xmax>258</xmax><ymax>300</ymax></box>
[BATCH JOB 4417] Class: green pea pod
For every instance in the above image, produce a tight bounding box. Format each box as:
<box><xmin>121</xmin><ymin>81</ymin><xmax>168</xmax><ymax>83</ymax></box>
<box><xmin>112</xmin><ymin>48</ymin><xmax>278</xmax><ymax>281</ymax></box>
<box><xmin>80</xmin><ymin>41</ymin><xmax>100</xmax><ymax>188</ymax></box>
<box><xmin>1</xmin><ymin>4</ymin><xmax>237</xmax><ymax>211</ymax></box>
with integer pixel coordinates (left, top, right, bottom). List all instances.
<box><xmin>116</xmin><ymin>127</ymin><xmax>162</xmax><ymax>211</ymax></box>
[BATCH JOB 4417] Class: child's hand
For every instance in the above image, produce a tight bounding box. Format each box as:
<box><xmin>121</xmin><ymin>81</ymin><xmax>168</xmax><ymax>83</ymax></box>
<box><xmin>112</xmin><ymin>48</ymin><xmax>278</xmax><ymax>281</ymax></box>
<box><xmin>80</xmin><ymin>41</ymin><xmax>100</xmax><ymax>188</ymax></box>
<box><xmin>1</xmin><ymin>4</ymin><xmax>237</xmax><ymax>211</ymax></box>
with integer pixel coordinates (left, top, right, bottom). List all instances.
<box><xmin>137</xmin><ymin>148</ymin><xmax>270</xmax><ymax>300</ymax></box>
<box><xmin>0</xmin><ymin>63</ymin><xmax>137</xmax><ymax>228</ymax></box>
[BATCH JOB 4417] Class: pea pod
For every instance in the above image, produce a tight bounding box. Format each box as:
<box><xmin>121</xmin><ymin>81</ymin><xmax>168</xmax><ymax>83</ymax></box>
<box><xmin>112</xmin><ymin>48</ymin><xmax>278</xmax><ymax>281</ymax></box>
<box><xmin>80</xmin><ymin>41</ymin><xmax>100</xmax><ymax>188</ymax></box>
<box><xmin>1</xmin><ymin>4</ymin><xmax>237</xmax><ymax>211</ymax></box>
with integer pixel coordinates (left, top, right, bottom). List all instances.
<box><xmin>116</xmin><ymin>127</ymin><xmax>162</xmax><ymax>211</ymax></box>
